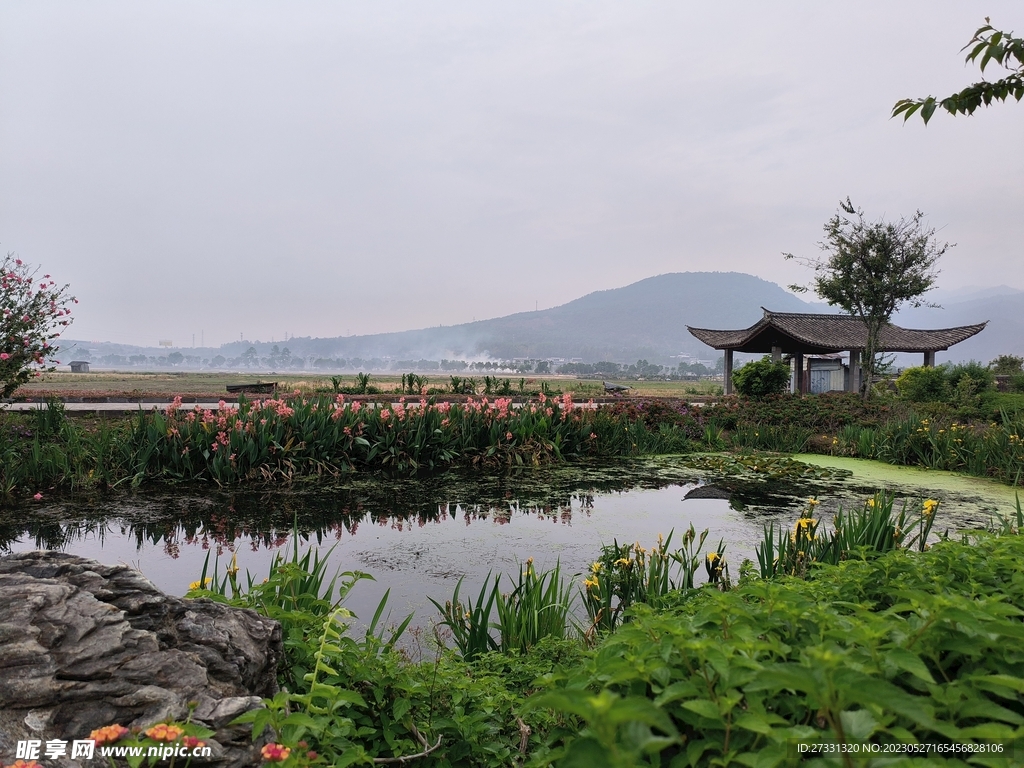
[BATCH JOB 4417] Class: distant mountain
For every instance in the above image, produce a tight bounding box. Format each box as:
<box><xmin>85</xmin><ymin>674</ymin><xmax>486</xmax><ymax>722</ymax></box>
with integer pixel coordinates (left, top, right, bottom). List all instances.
<box><xmin>895</xmin><ymin>293</ymin><xmax>1024</xmax><ymax>364</ymax></box>
<box><xmin>62</xmin><ymin>272</ymin><xmax>1016</xmax><ymax>369</ymax></box>
<box><xmin>265</xmin><ymin>272</ymin><xmax>815</xmax><ymax>363</ymax></box>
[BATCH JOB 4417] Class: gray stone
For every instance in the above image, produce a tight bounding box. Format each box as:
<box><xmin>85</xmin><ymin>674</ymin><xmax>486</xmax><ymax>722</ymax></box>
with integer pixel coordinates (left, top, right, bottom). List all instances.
<box><xmin>0</xmin><ymin>551</ymin><xmax>282</xmax><ymax>767</ymax></box>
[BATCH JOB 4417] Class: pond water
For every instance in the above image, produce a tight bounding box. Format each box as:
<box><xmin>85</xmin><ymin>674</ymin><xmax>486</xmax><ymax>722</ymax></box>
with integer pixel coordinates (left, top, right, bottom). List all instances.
<box><xmin>3</xmin><ymin>454</ymin><xmax>1019</xmax><ymax>631</ymax></box>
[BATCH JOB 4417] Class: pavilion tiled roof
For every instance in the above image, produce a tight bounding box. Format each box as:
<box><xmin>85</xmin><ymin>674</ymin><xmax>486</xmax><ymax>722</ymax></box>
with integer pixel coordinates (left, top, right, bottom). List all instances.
<box><xmin>688</xmin><ymin>309</ymin><xmax>986</xmax><ymax>353</ymax></box>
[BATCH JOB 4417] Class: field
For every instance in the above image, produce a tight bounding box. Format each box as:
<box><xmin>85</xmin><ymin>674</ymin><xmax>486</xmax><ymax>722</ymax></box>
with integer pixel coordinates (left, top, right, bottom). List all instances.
<box><xmin>12</xmin><ymin>371</ymin><xmax>724</xmax><ymax>400</ymax></box>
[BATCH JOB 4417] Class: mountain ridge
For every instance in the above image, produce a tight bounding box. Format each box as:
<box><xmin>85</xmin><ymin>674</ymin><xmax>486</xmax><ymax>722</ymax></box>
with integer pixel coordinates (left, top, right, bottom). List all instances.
<box><xmin>61</xmin><ymin>272</ymin><xmax>1015</xmax><ymax>367</ymax></box>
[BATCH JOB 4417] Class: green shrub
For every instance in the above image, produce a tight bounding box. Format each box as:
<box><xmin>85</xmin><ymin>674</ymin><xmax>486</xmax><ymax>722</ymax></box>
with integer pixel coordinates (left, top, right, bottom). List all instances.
<box><xmin>895</xmin><ymin>365</ymin><xmax>948</xmax><ymax>402</ymax></box>
<box><xmin>1009</xmin><ymin>371</ymin><xmax>1024</xmax><ymax>394</ymax></box>
<box><xmin>731</xmin><ymin>356</ymin><xmax>791</xmax><ymax>398</ymax></box>
<box><xmin>531</xmin><ymin>534</ymin><xmax>1024</xmax><ymax>766</ymax></box>
<box><xmin>947</xmin><ymin>359</ymin><xmax>995</xmax><ymax>391</ymax></box>
<box><xmin>990</xmin><ymin>354</ymin><xmax>1024</xmax><ymax>376</ymax></box>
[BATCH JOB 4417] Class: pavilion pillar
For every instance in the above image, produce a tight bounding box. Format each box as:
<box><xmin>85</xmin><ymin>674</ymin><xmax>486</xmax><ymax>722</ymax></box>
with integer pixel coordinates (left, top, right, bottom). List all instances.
<box><xmin>793</xmin><ymin>353</ymin><xmax>804</xmax><ymax>394</ymax></box>
<box><xmin>724</xmin><ymin>349</ymin><xmax>734</xmax><ymax>395</ymax></box>
<box><xmin>771</xmin><ymin>345</ymin><xmax>782</xmax><ymax>362</ymax></box>
<box><xmin>923</xmin><ymin>350</ymin><xmax>936</xmax><ymax>367</ymax></box>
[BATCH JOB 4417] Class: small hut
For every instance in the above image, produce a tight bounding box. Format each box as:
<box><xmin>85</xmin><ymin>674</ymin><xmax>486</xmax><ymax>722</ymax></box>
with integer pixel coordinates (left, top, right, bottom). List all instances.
<box><xmin>69</xmin><ymin>361</ymin><xmax>90</xmax><ymax>373</ymax></box>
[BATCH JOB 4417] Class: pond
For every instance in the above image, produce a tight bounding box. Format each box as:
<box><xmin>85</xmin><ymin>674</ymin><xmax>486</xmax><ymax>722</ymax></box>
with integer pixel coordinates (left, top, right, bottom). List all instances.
<box><xmin>3</xmin><ymin>454</ymin><xmax>1019</xmax><ymax>631</ymax></box>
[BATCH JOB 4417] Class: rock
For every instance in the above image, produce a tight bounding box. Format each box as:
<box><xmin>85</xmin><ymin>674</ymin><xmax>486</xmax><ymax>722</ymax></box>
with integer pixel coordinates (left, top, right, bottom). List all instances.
<box><xmin>0</xmin><ymin>551</ymin><xmax>282</xmax><ymax>767</ymax></box>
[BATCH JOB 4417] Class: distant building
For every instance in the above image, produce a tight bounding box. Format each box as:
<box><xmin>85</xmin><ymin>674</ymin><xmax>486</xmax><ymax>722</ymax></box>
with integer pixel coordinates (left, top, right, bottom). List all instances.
<box><xmin>803</xmin><ymin>355</ymin><xmax>846</xmax><ymax>394</ymax></box>
<box><xmin>69</xmin><ymin>361</ymin><xmax>90</xmax><ymax>373</ymax></box>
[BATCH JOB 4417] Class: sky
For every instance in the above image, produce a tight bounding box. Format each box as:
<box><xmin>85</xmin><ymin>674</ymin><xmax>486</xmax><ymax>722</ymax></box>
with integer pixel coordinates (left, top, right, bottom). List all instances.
<box><xmin>1</xmin><ymin>1</ymin><xmax>1022</xmax><ymax>348</ymax></box>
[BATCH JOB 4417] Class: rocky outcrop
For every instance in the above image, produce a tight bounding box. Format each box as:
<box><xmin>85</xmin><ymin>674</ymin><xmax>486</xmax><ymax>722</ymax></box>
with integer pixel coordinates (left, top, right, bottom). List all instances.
<box><xmin>0</xmin><ymin>551</ymin><xmax>282</xmax><ymax>767</ymax></box>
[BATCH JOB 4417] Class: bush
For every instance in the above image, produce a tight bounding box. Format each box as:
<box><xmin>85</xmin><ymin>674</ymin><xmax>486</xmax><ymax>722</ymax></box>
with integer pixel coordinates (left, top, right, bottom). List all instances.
<box><xmin>731</xmin><ymin>356</ymin><xmax>790</xmax><ymax>398</ymax></box>
<box><xmin>532</xmin><ymin>534</ymin><xmax>1024</xmax><ymax>766</ymax></box>
<box><xmin>990</xmin><ymin>354</ymin><xmax>1024</xmax><ymax>375</ymax></box>
<box><xmin>895</xmin><ymin>365</ymin><xmax>948</xmax><ymax>402</ymax></box>
<box><xmin>947</xmin><ymin>359</ymin><xmax>995</xmax><ymax>391</ymax></box>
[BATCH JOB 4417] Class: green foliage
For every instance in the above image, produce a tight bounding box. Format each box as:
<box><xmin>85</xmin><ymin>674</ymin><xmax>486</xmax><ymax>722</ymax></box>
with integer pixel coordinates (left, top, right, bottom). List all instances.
<box><xmin>785</xmin><ymin>199</ymin><xmax>947</xmax><ymax>398</ymax></box>
<box><xmin>896</xmin><ymin>365</ymin><xmax>949</xmax><ymax>402</ymax></box>
<box><xmin>430</xmin><ymin>575</ymin><xmax>500</xmax><ymax>661</ymax></box>
<box><xmin>188</xmin><ymin>528</ymin><xmax>403</xmax><ymax>692</ymax></box>
<box><xmin>730</xmin><ymin>356</ymin><xmax>790</xmax><ymax>399</ymax></box>
<box><xmin>190</xmin><ymin>490</ymin><xmax>1024</xmax><ymax>766</ymax></box>
<box><xmin>496</xmin><ymin>559</ymin><xmax>577</xmax><ymax>655</ymax></box>
<box><xmin>531</xmin><ymin>534</ymin><xmax>1024</xmax><ymax>766</ymax></box>
<box><xmin>830</xmin><ymin>412</ymin><xmax>1024</xmax><ymax>486</ymax></box>
<box><xmin>430</xmin><ymin>560</ymin><xmax>577</xmax><ymax>660</ymax></box>
<box><xmin>894</xmin><ymin>19</ymin><xmax>1024</xmax><ymax>123</ymax></box>
<box><xmin>581</xmin><ymin>528</ymin><xmax>723</xmax><ymax>635</ymax></box>
<box><xmin>948</xmin><ymin>360</ymin><xmax>996</xmax><ymax>391</ymax></box>
<box><xmin>990</xmin><ymin>354</ymin><xmax>1024</xmax><ymax>376</ymax></box>
<box><xmin>756</xmin><ymin>493</ymin><xmax>938</xmax><ymax>579</ymax></box>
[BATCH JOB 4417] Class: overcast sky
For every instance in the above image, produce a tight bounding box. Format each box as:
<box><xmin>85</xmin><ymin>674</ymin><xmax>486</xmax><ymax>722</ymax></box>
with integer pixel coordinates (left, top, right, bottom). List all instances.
<box><xmin>1</xmin><ymin>2</ymin><xmax>1021</xmax><ymax>348</ymax></box>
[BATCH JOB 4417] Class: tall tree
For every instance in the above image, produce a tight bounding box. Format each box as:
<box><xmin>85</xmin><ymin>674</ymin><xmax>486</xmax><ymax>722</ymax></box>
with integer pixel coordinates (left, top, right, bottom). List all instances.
<box><xmin>785</xmin><ymin>200</ymin><xmax>949</xmax><ymax>398</ymax></box>
<box><xmin>893</xmin><ymin>19</ymin><xmax>1024</xmax><ymax>123</ymax></box>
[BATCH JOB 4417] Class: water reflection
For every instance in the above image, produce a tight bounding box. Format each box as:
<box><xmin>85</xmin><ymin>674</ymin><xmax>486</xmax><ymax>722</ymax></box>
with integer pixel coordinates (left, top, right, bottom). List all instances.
<box><xmin>4</xmin><ymin>455</ymin><xmax>1012</xmax><ymax>629</ymax></box>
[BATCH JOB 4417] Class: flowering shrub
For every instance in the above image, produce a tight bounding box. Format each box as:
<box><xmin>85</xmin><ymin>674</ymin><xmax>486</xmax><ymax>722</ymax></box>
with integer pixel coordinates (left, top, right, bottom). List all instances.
<box><xmin>0</xmin><ymin>254</ymin><xmax>75</xmax><ymax>397</ymax></box>
<box><xmin>122</xmin><ymin>393</ymin><xmax>687</xmax><ymax>483</ymax></box>
<box><xmin>79</xmin><ymin>720</ymin><xmax>213</xmax><ymax>767</ymax></box>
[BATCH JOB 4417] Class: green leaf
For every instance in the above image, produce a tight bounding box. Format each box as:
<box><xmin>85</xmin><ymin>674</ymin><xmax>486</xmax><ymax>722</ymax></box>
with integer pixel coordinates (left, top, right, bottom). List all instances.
<box><xmin>681</xmin><ymin>699</ymin><xmax>721</xmax><ymax>721</ymax></box>
<box><xmin>921</xmin><ymin>97</ymin><xmax>937</xmax><ymax>124</ymax></box>
<box><xmin>886</xmin><ymin>647</ymin><xmax>935</xmax><ymax>684</ymax></box>
<box><xmin>734</xmin><ymin>712</ymin><xmax>774</xmax><ymax>735</ymax></box>
<box><xmin>839</xmin><ymin>709</ymin><xmax>879</xmax><ymax>742</ymax></box>
<box><xmin>393</xmin><ymin>697</ymin><xmax>412</xmax><ymax>721</ymax></box>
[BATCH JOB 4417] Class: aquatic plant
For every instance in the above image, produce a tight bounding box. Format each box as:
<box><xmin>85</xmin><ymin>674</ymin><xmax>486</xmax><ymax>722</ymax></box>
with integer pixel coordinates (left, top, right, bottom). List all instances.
<box><xmin>755</xmin><ymin>493</ymin><xmax>940</xmax><ymax>579</ymax></box>
<box><xmin>430</xmin><ymin>559</ymin><xmax>577</xmax><ymax>660</ymax></box>
<box><xmin>582</xmin><ymin>527</ymin><xmax>725</xmax><ymax>635</ymax></box>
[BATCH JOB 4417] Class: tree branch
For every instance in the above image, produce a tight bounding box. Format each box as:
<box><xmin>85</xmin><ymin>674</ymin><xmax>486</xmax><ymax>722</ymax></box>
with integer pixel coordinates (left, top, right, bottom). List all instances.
<box><xmin>372</xmin><ymin>723</ymin><xmax>443</xmax><ymax>765</ymax></box>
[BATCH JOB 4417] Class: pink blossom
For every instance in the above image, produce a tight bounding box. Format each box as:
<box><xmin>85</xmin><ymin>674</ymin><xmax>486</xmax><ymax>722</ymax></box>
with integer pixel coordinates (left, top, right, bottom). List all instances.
<box><xmin>506</xmin><ymin>431</ymin><xmax>513</xmax><ymax>440</ymax></box>
<box><xmin>380</xmin><ymin>409</ymin><xmax>391</xmax><ymax>421</ymax></box>
<box><xmin>33</xmin><ymin>492</ymin><xmax>43</xmax><ymax>500</ymax></box>
<box><xmin>0</xmin><ymin>353</ymin><xmax>8</xmax><ymax>361</ymax></box>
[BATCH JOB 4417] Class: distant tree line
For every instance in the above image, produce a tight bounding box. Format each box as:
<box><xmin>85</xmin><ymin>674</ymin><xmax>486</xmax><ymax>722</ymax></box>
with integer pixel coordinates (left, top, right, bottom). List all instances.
<box><xmin>72</xmin><ymin>348</ymin><xmax>727</xmax><ymax>377</ymax></box>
